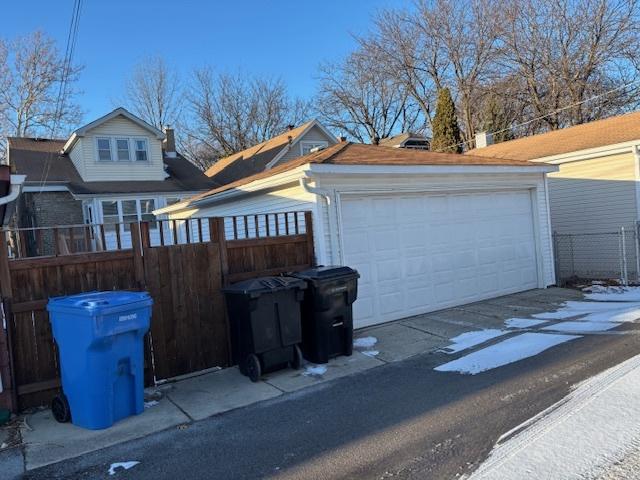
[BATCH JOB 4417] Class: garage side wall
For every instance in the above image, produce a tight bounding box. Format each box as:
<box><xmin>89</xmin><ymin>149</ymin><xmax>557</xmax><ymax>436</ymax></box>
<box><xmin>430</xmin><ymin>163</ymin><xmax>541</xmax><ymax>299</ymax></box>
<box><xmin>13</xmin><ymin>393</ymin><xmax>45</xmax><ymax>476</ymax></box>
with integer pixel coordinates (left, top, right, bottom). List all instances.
<box><xmin>314</xmin><ymin>172</ymin><xmax>556</xmax><ymax>288</ymax></box>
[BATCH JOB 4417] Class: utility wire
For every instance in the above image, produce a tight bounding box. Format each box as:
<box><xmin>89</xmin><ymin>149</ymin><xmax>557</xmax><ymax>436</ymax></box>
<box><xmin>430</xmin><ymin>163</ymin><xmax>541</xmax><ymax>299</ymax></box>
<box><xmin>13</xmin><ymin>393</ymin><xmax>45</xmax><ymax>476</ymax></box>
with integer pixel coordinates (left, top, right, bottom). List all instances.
<box><xmin>37</xmin><ymin>0</ymin><xmax>83</xmax><ymax>194</ymax></box>
<box><xmin>447</xmin><ymin>79</ymin><xmax>640</xmax><ymax>152</ymax></box>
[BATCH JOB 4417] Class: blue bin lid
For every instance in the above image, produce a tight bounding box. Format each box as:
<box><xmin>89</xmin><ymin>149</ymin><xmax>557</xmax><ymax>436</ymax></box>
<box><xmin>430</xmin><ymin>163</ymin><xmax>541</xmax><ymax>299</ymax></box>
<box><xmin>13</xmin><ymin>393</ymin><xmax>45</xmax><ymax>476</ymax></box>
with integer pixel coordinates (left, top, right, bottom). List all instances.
<box><xmin>47</xmin><ymin>291</ymin><xmax>152</xmax><ymax>314</ymax></box>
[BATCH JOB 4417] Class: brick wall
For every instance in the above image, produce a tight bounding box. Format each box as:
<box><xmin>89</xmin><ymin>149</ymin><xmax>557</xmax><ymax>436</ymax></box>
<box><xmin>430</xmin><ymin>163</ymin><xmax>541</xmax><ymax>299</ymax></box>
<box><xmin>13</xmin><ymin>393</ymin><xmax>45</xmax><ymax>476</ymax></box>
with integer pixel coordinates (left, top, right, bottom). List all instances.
<box><xmin>19</xmin><ymin>191</ymin><xmax>84</xmax><ymax>228</ymax></box>
<box><xmin>16</xmin><ymin>192</ymin><xmax>85</xmax><ymax>256</ymax></box>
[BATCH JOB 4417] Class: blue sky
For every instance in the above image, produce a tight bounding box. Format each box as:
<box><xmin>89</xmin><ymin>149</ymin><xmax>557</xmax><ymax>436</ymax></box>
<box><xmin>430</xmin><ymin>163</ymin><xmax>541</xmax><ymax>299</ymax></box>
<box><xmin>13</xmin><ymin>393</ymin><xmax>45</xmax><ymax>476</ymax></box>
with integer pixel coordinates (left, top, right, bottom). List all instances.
<box><xmin>3</xmin><ymin>0</ymin><xmax>409</xmax><ymax>121</ymax></box>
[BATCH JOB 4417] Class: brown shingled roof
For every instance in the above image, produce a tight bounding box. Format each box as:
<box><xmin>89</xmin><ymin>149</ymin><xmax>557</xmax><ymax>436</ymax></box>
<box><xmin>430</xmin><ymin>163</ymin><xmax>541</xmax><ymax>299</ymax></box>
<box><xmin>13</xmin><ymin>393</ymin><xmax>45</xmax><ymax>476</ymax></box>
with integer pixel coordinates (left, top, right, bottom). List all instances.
<box><xmin>191</xmin><ymin>142</ymin><xmax>539</xmax><ymax>202</ymax></box>
<box><xmin>203</xmin><ymin>121</ymin><xmax>318</xmax><ymax>185</ymax></box>
<box><xmin>8</xmin><ymin>137</ymin><xmax>217</xmax><ymax>194</ymax></box>
<box><xmin>466</xmin><ymin>110</ymin><xmax>640</xmax><ymax>161</ymax></box>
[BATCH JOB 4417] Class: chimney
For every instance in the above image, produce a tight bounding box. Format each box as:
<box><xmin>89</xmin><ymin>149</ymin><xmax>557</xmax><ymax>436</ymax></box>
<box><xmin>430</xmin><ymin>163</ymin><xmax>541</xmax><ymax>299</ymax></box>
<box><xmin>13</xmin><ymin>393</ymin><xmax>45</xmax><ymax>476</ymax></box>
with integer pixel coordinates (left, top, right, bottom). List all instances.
<box><xmin>475</xmin><ymin>131</ymin><xmax>493</xmax><ymax>149</ymax></box>
<box><xmin>373</xmin><ymin>136</ymin><xmax>380</xmax><ymax>145</ymax></box>
<box><xmin>287</xmin><ymin>124</ymin><xmax>295</xmax><ymax>131</ymax></box>
<box><xmin>163</xmin><ymin>126</ymin><xmax>176</xmax><ymax>157</ymax></box>
<box><xmin>339</xmin><ymin>136</ymin><xmax>347</xmax><ymax>143</ymax></box>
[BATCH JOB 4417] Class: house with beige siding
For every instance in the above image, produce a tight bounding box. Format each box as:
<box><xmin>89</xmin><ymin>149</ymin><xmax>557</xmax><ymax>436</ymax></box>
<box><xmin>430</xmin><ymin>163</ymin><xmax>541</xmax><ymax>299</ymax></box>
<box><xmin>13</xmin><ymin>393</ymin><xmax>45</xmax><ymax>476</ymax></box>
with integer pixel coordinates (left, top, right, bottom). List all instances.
<box><xmin>467</xmin><ymin>111</ymin><xmax>640</xmax><ymax>281</ymax></box>
<box><xmin>204</xmin><ymin>119</ymin><xmax>338</xmax><ymax>186</ymax></box>
<box><xmin>8</xmin><ymin>108</ymin><xmax>215</xmax><ymax>252</ymax></box>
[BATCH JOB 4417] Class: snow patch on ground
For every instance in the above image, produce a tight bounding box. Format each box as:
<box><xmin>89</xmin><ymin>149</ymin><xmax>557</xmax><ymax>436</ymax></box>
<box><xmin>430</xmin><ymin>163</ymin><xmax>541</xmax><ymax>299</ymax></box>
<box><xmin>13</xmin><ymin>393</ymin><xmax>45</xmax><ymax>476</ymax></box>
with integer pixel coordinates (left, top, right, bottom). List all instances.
<box><xmin>532</xmin><ymin>300</ymin><xmax>640</xmax><ymax>323</ymax></box>
<box><xmin>435</xmin><ymin>333</ymin><xmax>580</xmax><ymax>375</ymax></box>
<box><xmin>361</xmin><ymin>350</ymin><xmax>379</xmax><ymax>357</ymax></box>
<box><xmin>143</xmin><ymin>400</ymin><xmax>159</xmax><ymax>409</ymax></box>
<box><xmin>504</xmin><ymin>318</ymin><xmax>547</xmax><ymax>329</ymax></box>
<box><xmin>542</xmin><ymin>321</ymin><xmax>621</xmax><ymax>333</ymax></box>
<box><xmin>303</xmin><ymin>365</ymin><xmax>327</xmax><ymax>377</ymax></box>
<box><xmin>583</xmin><ymin>285</ymin><xmax>640</xmax><ymax>302</ymax></box>
<box><xmin>108</xmin><ymin>461</ymin><xmax>140</xmax><ymax>475</ymax></box>
<box><xmin>469</xmin><ymin>353</ymin><xmax>640</xmax><ymax>479</ymax></box>
<box><xmin>441</xmin><ymin>329</ymin><xmax>507</xmax><ymax>354</ymax></box>
<box><xmin>353</xmin><ymin>337</ymin><xmax>377</xmax><ymax>349</ymax></box>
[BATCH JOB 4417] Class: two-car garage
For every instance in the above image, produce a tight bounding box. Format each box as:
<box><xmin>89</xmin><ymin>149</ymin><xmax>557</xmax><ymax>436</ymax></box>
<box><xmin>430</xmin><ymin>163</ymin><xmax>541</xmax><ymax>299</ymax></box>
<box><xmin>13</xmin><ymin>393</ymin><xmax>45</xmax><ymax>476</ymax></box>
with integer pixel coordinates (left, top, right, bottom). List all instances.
<box><xmin>159</xmin><ymin>142</ymin><xmax>557</xmax><ymax>330</ymax></box>
<box><xmin>340</xmin><ymin>190</ymin><xmax>541</xmax><ymax>328</ymax></box>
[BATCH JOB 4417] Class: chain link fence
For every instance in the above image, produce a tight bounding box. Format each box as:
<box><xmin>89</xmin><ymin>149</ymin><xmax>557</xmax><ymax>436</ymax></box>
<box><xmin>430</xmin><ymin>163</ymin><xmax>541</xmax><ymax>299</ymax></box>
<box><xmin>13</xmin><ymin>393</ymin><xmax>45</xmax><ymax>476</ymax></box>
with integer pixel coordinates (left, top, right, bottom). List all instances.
<box><xmin>553</xmin><ymin>225</ymin><xmax>640</xmax><ymax>286</ymax></box>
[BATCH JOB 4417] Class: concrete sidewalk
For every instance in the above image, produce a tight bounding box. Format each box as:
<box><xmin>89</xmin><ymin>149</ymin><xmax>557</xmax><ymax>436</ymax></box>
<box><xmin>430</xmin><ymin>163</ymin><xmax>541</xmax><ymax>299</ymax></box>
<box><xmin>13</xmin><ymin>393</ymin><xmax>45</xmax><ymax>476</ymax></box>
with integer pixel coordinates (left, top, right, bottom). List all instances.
<box><xmin>5</xmin><ymin>287</ymin><xmax>583</xmax><ymax>473</ymax></box>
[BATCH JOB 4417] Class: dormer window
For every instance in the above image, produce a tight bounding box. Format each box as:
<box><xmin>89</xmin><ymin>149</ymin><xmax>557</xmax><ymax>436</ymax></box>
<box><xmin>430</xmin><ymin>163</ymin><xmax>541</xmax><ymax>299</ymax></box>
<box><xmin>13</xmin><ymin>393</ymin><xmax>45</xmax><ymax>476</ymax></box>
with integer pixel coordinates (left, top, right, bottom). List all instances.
<box><xmin>95</xmin><ymin>136</ymin><xmax>149</xmax><ymax>162</ymax></box>
<box><xmin>97</xmin><ymin>138</ymin><xmax>112</xmax><ymax>161</ymax></box>
<box><xmin>116</xmin><ymin>138</ymin><xmax>130</xmax><ymax>161</ymax></box>
<box><xmin>135</xmin><ymin>139</ymin><xmax>148</xmax><ymax>161</ymax></box>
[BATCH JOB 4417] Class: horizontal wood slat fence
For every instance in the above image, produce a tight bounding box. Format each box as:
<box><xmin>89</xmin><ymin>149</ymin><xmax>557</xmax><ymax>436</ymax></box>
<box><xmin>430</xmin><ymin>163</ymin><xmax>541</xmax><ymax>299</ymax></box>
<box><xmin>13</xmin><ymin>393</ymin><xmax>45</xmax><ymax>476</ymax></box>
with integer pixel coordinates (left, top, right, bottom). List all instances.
<box><xmin>0</xmin><ymin>211</ymin><xmax>314</xmax><ymax>412</ymax></box>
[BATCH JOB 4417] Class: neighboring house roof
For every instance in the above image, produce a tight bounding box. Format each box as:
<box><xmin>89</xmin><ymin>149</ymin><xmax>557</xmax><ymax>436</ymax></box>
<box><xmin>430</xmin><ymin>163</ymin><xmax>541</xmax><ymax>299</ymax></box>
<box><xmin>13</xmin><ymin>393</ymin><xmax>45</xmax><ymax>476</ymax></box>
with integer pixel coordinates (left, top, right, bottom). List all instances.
<box><xmin>190</xmin><ymin>141</ymin><xmax>539</xmax><ymax>202</ymax></box>
<box><xmin>380</xmin><ymin>132</ymin><xmax>429</xmax><ymax>148</ymax></box>
<box><xmin>62</xmin><ymin>107</ymin><xmax>165</xmax><ymax>154</ymax></box>
<box><xmin>204</xmin><ymin>119</ymin><xmax>337</xmax><ymax>186</ymax></box>
<box><xmin>467</xmin><ymin>110</ymin><xmax>640</xmax><ymax>161</ymax></box>
<box><xmin>8</xmin><ymin>137</ymin><xmax>217</xmax><ymax>195</ymax></box>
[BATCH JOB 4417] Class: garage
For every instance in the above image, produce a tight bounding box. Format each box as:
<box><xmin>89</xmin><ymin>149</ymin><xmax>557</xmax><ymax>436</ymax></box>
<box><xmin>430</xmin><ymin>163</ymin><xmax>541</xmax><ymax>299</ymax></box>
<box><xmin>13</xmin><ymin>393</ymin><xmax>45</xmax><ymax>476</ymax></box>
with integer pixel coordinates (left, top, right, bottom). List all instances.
<box><xmin>158</xmin><ymin>141</ymin><xmax>557</xmax><ymax>330</ymax></box>
<box><xmin>340</xmin><ymin>190</ymin><xmax>540</xmax><ymax>328</ymax></box>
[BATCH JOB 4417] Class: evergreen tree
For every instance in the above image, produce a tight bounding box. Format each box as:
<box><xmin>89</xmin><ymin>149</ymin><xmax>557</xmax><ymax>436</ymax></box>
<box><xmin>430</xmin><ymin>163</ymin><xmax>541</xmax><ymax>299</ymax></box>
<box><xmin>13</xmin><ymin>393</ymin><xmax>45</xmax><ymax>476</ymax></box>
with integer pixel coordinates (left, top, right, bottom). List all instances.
<box><xmin>431</xmin><ymin>88</ymin><xmax>462</xmax><ymax>153</ymax></box>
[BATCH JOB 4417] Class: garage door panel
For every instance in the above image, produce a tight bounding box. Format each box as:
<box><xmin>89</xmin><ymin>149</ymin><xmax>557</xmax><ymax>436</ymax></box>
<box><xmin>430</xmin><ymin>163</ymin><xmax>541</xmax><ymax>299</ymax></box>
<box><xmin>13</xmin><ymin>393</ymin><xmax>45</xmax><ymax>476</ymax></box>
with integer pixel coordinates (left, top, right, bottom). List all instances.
<box><xmin>341</xmin><ymin>190</ymin><xmax>539</xmax><ymax>328</ymax></box>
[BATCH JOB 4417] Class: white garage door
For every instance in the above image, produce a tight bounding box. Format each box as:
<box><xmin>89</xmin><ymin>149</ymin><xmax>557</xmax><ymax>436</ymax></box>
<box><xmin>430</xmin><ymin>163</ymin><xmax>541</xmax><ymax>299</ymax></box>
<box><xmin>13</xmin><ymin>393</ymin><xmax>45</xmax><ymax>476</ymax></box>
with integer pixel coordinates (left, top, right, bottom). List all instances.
<box><xmin>340</xmin><ymin>190</ymin><xmax>539</xmax><ymax>328</ymax></box>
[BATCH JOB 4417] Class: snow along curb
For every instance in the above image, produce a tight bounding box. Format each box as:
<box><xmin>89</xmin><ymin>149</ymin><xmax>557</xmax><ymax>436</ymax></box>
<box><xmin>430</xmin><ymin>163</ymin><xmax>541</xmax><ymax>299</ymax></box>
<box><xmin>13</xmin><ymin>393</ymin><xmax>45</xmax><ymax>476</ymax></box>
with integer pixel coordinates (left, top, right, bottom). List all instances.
<box><xmin>469</xmin><ymin>352</ymin><xmax>640</xmax><ymax>479</ymax></box>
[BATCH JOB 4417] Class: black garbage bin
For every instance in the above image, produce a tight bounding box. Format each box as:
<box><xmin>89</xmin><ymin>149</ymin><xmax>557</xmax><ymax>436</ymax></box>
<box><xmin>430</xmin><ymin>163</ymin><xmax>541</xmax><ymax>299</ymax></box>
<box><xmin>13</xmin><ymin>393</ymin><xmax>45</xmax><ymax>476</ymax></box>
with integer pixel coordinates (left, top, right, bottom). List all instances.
<box><xmin>223</xmin><ymin>276</ymin><xmax>306</xmax><ymax>382</ymax></box>
<box><xmin>292</xmin><ymin>266</ymin><xmax>359</xmax><ymax>364</ymax></box>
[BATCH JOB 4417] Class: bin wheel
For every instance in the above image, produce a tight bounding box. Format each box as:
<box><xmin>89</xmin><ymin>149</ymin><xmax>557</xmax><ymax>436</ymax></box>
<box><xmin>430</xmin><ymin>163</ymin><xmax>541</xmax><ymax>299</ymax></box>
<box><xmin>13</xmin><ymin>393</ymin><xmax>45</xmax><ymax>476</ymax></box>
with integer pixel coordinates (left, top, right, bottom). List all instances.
<box><xmin>291</xmin><ymin>345</ymin><xmax>303</xmax><ymax>370</ymax></box>
<box><xmin>51</xmin><ymin>394</ymin><xmax>71</xmax><ymax>423</ymax></box>
<box><xmin>245</xmin><ymin>354</ymin><xmax>262</xmax><ymax>382</ymax></box>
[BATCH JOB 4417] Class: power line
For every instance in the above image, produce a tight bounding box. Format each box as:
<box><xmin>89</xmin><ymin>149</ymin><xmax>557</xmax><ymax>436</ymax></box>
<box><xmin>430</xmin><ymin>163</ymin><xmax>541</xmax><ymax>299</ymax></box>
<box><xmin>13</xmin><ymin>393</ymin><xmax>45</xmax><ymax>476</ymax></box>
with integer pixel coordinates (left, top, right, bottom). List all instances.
<box><xmin>37</xmin><ymin>0</ymin><xmax>83</xmax><ymax>194</ymax></box>
<box><xmin>447</xmin><ymin>79</ymin><xmax>640</xmax><ymax>152</ymax></box>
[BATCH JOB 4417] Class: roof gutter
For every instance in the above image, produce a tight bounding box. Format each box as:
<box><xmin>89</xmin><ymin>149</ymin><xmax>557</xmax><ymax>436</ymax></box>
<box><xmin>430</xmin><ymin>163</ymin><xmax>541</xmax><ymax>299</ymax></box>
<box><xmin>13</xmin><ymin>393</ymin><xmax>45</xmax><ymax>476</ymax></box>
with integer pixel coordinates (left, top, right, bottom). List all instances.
<box><xmin>0</xmin><ymin>175</ymin><xmax>26</xmax><ymax>206</ymax></box>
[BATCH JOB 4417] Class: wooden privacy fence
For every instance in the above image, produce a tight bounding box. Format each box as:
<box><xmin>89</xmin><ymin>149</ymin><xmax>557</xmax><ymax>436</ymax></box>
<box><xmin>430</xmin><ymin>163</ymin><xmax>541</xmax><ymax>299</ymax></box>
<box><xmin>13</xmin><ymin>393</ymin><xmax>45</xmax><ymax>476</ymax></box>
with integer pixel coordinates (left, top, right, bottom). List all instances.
<box><xmin>0</xmin><ymin>211</ymin><xmax>314</xmax><ymax>411</ymax></box>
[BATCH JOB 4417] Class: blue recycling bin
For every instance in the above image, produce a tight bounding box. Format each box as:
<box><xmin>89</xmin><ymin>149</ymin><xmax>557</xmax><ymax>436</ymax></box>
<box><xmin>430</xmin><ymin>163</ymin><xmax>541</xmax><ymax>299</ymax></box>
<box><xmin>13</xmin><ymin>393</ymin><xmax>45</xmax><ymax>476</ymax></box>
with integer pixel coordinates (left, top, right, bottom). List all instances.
<box><xmin>47</xmin><ymin>291</ymin><xmax>152</xmax><ymax>430</ymax></box>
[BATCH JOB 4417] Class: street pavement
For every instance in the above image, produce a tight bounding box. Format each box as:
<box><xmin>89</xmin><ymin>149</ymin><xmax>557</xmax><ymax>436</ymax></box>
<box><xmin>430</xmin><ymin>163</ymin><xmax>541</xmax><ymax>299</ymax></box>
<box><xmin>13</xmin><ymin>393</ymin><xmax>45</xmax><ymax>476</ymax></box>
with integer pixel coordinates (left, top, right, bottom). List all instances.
<box><xmin>23</xmin><ymin>322</ymin><xmax>640</xmax><ymax>480</ymax></box>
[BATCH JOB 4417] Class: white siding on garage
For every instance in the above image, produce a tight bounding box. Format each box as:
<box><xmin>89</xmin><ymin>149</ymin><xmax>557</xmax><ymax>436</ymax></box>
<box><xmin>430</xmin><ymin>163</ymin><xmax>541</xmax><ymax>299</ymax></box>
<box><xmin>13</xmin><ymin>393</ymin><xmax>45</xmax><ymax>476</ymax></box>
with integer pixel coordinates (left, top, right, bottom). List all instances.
<box><xmin>69</xmin><ymin>115</ymin><xmax>166</xmax><ymax>182</ymax></box>
<box><xmin>313</xmin><ymin>172</ymin><xmax>555</xmax><ymax>289</ymax></box>
<box><xmin>546</xmin><ymin>152</ymin><xmax>638</xmax><ymax>233</ymax></box>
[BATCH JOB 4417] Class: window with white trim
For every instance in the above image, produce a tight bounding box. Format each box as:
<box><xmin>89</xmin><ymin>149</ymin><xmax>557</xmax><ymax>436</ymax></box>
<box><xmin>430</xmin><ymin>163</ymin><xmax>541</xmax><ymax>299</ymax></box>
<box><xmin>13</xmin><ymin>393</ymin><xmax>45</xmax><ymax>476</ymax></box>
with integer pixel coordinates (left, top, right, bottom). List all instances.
<box><xmin>116</xmin><ymin>138</ymin><xmax>130</xmax><ymax>161</ymax></box>
<box><xmin>95</xmin><ymin>136</ymin><xmax>149</xmax><ymax>162</ymax></box>
<box><xmin>99</xmin><ymin>198</ymin><xmax>158</xmax><ymax>232</ymax></box>
<box><xmin>134</xmin><ymin>139</ymin><xmax>148</xmax><ymax>161</ymax></box>
<box><xmin>96</xmin><ymin>138</ymin><xmax>112</xmax><ymax>161</ymax></box>
<box><xmin>300</xmin><ymin>141</ymin><xmax>328</xmax><ymax>156</ymax></box>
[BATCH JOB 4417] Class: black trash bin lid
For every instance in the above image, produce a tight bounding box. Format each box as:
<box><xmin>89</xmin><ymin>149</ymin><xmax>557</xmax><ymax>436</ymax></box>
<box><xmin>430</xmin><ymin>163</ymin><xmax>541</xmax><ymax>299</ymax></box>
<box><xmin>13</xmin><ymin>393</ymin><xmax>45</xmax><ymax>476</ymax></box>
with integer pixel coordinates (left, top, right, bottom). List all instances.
<box><xmin>292</xmin><ymin>266</ymin><xmax>359</xmax><ymax>280</ymax></box>
<box><xmin>222</xmin><ymin>276</ymin><xmax>306</xmax><ymax>295</ymax></box>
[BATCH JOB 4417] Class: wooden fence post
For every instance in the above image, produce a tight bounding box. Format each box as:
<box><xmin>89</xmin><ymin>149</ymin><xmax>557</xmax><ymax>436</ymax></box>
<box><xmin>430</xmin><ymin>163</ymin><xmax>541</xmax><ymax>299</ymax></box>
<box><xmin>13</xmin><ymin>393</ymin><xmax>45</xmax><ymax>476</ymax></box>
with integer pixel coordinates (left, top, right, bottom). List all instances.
<box><xmin>304</xmin><ymin>211</ymin><xmax>315</xmax><ymax>267</ymax></box>
<box><xmin>130</xmin><ymin>222</ymin><xmax>146</xmax><ymax>289</ymax></box>
<box><xmin>0</xmin><ymin>232</ymin><xmax>17</xmax><ymax>412</ymax></box>
<box><xmin>210</xmin><ymin>218</ymin><xmax>229</xmax><ymax>286</ymax></box>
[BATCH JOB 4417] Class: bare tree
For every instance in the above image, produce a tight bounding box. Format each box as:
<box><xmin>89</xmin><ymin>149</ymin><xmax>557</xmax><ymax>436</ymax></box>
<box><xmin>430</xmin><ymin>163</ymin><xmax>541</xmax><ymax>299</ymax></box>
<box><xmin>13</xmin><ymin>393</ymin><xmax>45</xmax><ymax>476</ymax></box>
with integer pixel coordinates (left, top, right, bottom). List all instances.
<box><xmin>360</xmin><ymin>0</ymin><xmax>503</xmax><ymax>144</ymax></box>
<box><xmin>185</xmin><ymin>69</ymin><xmax>310</xmax><ymax>169</ymax></box>
<box><xmin>500</xmin><ymin>0</ymin><xmax>640</xmax><ymax>130</ymax></box>
<box><xmin>0</xmin><ymin>31</ymin><xmax>82</xmax><ymax>152</ymax></box>
<box><xmin>314</xmin><ymin>50</ymin><xmax>423</xmax><ymax>143</ymax></box>
<box><xmin>122</xmin><ymin>55</ymin><xmax>182</xmax><ymax>131</ymax></box>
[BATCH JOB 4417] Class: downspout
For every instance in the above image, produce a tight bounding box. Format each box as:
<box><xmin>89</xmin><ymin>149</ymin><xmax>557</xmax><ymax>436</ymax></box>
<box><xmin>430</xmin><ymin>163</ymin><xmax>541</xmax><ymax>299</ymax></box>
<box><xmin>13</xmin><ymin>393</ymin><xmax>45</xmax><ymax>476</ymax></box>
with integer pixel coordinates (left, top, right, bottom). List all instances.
<box><xmin>299</xmin><ymin>176</ymin><xmax>338</xmax><ymax>265</ymax></box>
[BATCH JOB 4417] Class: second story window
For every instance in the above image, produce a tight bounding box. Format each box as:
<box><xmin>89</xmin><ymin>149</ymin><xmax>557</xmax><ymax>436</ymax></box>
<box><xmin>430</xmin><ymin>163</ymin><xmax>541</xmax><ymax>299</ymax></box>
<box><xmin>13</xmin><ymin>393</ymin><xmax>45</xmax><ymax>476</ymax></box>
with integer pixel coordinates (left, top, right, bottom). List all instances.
<box><xmin>97</xmin><ymin>138</ymin><xmax>112</xmax><ymax>161</ymax></box>
<box><xmin>135</xmin><ymin>139</ymin><xmax>148</xmax><ymax>161</ymax></box>
<box><xmin>116</xmin><ymin>138</ymin><xmax>130</xmax><ymax>161</ymax></box>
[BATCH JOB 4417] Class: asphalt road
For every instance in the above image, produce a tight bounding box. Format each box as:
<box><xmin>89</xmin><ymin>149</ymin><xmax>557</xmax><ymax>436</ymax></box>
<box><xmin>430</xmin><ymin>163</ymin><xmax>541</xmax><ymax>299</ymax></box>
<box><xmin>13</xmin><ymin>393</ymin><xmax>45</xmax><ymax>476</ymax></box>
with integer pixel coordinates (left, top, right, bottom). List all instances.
<box><xmin>26</xmin><ymin>327</ymin><xmax>640</xmax><ymax>480</ymax></box>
